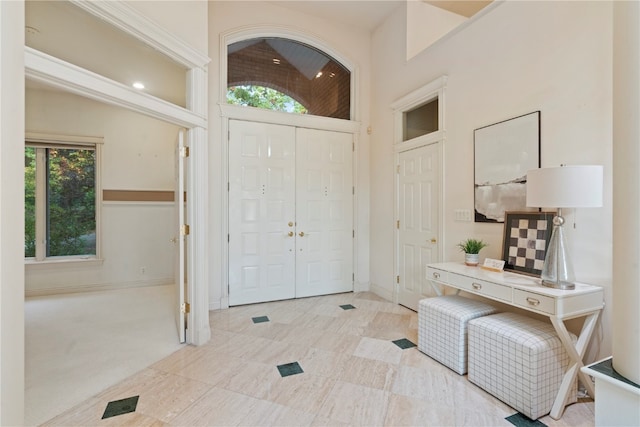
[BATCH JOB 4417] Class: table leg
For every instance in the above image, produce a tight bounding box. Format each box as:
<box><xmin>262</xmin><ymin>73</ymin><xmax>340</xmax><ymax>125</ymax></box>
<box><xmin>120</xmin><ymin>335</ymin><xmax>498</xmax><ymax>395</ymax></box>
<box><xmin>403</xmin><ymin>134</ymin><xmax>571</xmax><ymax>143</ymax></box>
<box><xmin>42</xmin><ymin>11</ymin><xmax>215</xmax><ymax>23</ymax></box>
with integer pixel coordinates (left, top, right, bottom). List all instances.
<box><xmin>429</xmin><ymin>280</ymin><xmax>444</xmax><ymax>297</ymax></box>
<box><xmin>549</xmin><ymin>312</ymin><xmax>600</xmax><ymax>419</ymax></box>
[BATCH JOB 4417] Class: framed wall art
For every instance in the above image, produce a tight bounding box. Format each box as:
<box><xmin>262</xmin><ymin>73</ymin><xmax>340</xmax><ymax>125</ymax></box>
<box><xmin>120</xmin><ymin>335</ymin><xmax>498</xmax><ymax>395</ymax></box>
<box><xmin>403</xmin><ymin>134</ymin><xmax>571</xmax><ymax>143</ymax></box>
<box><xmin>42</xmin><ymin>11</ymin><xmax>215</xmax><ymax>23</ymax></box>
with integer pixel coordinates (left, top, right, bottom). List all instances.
<box><xmin>474</xmin><ymin>111</ymin><xmax>540</xmax><ymax>223</ymax></box>
<box><xmin>501</xmin><ymin>211</ymin><xmax>555</xmax><ymax>277</ymax></box>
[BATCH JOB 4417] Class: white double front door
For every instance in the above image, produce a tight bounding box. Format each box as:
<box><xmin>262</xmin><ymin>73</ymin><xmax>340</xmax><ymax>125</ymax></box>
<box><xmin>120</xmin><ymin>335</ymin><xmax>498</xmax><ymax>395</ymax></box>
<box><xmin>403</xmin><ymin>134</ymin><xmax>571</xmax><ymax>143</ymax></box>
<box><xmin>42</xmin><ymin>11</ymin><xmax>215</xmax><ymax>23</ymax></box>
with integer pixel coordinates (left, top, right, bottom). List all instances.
<box><xmin>228</xmin><ymin>120</ymin><xmax>353</xmax><ymax>305</ymax></box>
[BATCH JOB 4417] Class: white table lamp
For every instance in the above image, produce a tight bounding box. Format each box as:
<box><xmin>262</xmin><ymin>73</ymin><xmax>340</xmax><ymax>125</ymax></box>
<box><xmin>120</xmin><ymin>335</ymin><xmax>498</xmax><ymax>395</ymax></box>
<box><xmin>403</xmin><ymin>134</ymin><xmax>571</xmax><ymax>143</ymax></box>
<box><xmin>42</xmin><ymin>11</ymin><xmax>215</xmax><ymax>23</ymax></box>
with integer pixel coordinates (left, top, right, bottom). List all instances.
<box><xmin>526</xmin><ymin>165</ymin><xmax>603</xmax><ymax>289</ymax></box>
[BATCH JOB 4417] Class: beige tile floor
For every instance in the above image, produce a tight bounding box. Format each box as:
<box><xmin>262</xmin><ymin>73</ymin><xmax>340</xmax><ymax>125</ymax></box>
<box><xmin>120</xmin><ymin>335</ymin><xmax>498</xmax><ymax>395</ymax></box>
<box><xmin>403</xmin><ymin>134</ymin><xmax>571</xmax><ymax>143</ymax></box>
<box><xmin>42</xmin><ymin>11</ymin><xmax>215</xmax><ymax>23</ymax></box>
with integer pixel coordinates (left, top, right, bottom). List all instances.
<box><xmin>43</xmin><ymin>292</ymin><xmax>595</xmax><ymax>426</ymax></box>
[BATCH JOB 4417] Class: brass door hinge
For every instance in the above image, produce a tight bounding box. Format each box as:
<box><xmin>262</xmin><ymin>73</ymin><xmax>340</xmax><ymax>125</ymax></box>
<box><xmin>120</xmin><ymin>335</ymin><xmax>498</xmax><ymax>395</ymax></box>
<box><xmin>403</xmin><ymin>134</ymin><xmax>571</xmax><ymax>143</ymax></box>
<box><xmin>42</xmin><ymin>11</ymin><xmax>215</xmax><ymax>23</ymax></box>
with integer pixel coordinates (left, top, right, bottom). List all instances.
<box><xmin>181</xmin><ymin>302</ymin><xmax>190</xmax><ymax>314</ymax></box>
<box><xmin>180</xmin><ymin>146</ymin><xmax>190</xmax><ymax>158</ymax></box>
<box><xmin>181</xmin><ymin>224</ymin><xmax>190</xmax><ymax>235</ymax></box>
<box><xmin>397</xmin><ymin>220</ymin><xmax>400</xmax><ymax>229</ymax></box>
<box><xmin>396</xmin><ymin>275</ymin><xmax>400</xmax><ymax>284</ymax></box>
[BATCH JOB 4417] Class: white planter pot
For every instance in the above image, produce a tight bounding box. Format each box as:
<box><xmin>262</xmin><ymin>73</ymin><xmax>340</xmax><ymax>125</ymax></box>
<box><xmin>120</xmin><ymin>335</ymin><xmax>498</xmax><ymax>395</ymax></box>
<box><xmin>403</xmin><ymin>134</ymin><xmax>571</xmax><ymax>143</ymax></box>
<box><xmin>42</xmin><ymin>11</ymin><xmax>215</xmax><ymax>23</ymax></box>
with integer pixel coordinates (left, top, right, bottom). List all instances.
<box><xmin>465</xmin><ymin>253</ymin><xmax>479</xmax><ymax>266</ymax></box>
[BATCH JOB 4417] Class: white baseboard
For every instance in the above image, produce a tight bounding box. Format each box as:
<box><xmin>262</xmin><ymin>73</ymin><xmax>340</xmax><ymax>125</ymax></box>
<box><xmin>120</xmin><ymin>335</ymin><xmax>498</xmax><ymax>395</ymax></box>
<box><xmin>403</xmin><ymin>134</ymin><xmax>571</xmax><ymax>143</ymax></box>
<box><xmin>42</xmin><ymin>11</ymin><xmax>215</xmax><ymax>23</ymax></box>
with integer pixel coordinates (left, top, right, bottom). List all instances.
<box><xmin>25</xmin><ymin>278</ymin><xmax>173</xmax><ymax>297</ymax></box>
<box><xmin>209</xmin><ymin>295</ymin><xmax>229</xmax><ymax>311</ymax></box>
<box><xmin>189</xmin><ymin>324</ymin><xmax>211</xmax><ymax>346</ymax></box>
<box><xmin>354</xmin><ymin>281</ymin><xmax>370</xmax><ymax>293</ymax></box>
<box><xmin>370</xmin><ymin>282</ymin><xmax>394</xmax><ymax>302</ymax></box>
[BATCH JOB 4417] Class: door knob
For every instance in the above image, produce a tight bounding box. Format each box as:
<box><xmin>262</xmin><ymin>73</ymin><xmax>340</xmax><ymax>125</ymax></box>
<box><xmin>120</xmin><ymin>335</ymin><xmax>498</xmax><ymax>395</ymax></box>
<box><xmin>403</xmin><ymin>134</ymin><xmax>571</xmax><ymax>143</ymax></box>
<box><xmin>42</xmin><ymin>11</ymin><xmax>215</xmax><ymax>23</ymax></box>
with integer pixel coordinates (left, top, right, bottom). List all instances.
<box><xmin>430</xmin><ymin>238</ymin><xmax>437</xmax><ymax>244</ymax></box>
<box><xmin>299</xmin><ymin>232</ymin><xmax>305</xmax><ymax>237</ymax></box>
<box><xmin>288</xmin><ymin>231</ymin><xmax>294</xmax><ymax>237</ymax></box>
<box><xmin>288</xmin><ymin>222</ymin><xmax>294</xmax><ymax>227</ymax></box>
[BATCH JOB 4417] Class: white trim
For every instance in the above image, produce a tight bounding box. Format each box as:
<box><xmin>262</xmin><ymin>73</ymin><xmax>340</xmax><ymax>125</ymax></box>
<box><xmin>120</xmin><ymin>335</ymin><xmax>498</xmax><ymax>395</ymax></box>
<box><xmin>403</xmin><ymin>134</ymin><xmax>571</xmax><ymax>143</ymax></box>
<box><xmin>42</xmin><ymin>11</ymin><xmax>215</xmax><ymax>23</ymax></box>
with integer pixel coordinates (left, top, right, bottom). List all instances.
<box><xmin>26</xmin><ymin>132</ymin><xmax>104</xmax><ymax>145</ymax></box>
<box><xmin>392</xmin><ymin>76</ymin><xmax>447</xmax><ymax>303</ymax></box>
<box><xmin>25</xmin><ymin>48</ymin><xmax>206</xmax><ymax>129</ymax></box>
<box><xmin>415</xmin><ymin>1</ymin><xmax>504</xmax><ymax>58</ymax></box>
<box><xmin>25</xmin><ymin>135</ymin><xmax>104</xmax><ymax>263</ymax></box>
<box><xmin>354</xmin><ymin>280</ymin><xmax>370</xmax><ymax>293</ymax></box>
<box><xmin>391</xmin><ymin>75</ymin><xmax>448</xmax><ymax>111</ymax></box>
<box><xmin>392</xmin><ymin>75</ymin><xmax>447</xmax><ymax>147</ymax></box>
<box><xmin>370</xmin><ymin>282</ymin><xmax>394</xmax><ymax>302</ymax></box>
<box><xmin>393</xmin><ymin>130</ymin><xmax>446</xmax><ymax>153</ymax></box>
<box><xmin>186</xmin><ymin>126</ymin><xmax>210</xmax><ymax>345</ymax></box>
<box><xmin>219</xmin><ymin>25</ymin><xmax>358</xmax><ymax>121</ymax></box>
<box><xmin>25</xmin><ymin>278</ymin><xmax>172</xmax><ymax>298</ymax></box>
<box><xmin>70</xmin><ymin>0</ymin><xmax>210</xmax><ymax>69</ymax></box>
<box><xmin>25</xmin><ymin>257</ymin><xmax>104</xmax><ymax>269</ymax></box>
<box><xmin>220</xmin><ymin>104</ymin><xmax>360</xmax><ymax>134</ymax></box>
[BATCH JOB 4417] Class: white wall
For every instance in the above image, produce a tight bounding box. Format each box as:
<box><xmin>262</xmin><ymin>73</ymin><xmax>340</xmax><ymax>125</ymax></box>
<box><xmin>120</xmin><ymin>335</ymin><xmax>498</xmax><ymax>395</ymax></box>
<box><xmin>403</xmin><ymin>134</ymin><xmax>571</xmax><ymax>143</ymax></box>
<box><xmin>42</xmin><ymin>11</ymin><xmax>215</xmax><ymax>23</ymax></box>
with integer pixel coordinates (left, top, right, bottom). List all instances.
<box><xmin>612</xmin><ymin>1</ymin><xmax>640</xmax><ymax>384</ymax></box>
<box><xmin>25</xmin><ymin>88</ymin><xmax>179</xmax><ymax>295</ymax></box>
<box><xmin>208</xmin><ymin>1</ymin><xmax>372</xmax><ymax>309</ymax></box>
<box><xmin>406</xmin><ymin>1</ymin><xmax>466</xmax><ymax>60</ymax></box>
<box><xmin>371</xmin><ymin>1</ymin><xmax>613</xmax><ymax>361</ymax></box>
<box><xmin>0</xmin><ymin>1</ymin><xmax>25</xmax><ymax>423</ymax></box>
<box><xmin>125</xmin><ymin>0</ymin><xmax>208</xmax><ymax>56</ymax></box>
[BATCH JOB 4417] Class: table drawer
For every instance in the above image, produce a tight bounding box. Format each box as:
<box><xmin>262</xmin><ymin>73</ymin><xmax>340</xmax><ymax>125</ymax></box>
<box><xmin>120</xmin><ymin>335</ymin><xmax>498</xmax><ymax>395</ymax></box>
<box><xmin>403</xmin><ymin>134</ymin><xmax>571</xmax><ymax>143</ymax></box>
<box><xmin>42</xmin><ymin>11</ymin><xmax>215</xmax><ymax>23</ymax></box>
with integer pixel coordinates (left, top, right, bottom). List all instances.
<box><xmin>448</xmin><ymin>272</ymin><xmax>511</xmax><ymax>302</ymax></box>
<box><xmin>513</xmin><ymin>289</ymin><xmax>555</xmax><ymax>315</ymax></box>
<box><xmin>426</xmin><ymin>266</ymin><xmax>447</xmax><ymax>282</ymax></box>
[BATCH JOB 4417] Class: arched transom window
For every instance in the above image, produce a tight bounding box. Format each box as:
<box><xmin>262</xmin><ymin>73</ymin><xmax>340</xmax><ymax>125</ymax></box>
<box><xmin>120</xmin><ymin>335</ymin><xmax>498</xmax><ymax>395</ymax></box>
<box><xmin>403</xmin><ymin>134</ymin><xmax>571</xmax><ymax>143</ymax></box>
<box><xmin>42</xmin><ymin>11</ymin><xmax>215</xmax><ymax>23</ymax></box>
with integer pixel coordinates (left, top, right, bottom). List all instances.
<box><xmin>227</xmin><ymin>37</ymin><xmax>351</xmax><ymax>120</ymax></box>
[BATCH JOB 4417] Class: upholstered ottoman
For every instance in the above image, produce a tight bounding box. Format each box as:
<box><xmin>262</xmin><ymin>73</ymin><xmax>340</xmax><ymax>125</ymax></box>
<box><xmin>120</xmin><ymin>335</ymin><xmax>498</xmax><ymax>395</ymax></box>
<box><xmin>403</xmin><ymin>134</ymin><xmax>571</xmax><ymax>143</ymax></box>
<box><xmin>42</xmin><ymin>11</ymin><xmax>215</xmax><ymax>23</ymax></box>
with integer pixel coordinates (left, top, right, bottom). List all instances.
<box><xmin>418</xmin><ymin>295</ymin><xmax>498</xmax><ymax>374</ymax></box>
<box><xmin>468</xmin><ymin>312</ymin><xmax>577</xmax><ymax>420</ymax></box>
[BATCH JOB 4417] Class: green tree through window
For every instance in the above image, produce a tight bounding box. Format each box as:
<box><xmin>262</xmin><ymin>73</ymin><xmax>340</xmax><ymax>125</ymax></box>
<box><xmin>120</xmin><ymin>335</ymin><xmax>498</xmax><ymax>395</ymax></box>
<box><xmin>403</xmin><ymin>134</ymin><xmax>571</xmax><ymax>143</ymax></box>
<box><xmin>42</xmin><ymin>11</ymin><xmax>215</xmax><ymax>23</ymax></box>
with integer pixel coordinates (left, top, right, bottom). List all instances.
<box><xmin>25</xmin><ymin>144</ymin><xmax>96</xmax><ymax>258</ymax></box>
<box><xmin>227</xmin><ymin>85</ymin><xmax>308</xmax><ymax>114</ymax></box>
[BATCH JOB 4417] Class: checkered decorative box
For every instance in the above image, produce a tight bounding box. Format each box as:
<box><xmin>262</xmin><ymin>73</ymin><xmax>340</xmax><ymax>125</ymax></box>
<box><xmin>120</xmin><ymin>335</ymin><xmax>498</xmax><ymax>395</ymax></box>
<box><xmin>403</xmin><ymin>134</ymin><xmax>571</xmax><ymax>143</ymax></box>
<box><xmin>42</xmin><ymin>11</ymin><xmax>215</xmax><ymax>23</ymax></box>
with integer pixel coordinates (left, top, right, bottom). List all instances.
<box><xmin>418</xmin><ymin>295</ymin><xmax>498</xmax><ymax>375</ymax></box>
<box><xmin>468</xmin><ymin>312</ymin><xmax>577</xmax><ymax>420</ymax></box>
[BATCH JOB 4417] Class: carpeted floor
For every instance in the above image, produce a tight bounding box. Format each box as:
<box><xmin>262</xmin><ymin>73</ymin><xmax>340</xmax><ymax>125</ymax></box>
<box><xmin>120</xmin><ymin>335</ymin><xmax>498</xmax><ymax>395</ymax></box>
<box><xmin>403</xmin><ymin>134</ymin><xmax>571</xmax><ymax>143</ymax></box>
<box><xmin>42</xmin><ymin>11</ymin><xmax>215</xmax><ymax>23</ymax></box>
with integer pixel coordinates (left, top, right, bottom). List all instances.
<box><xmin>25</xmin><ymin>284</ymin><xmax>184</xmax><ymax>426</ymax></box>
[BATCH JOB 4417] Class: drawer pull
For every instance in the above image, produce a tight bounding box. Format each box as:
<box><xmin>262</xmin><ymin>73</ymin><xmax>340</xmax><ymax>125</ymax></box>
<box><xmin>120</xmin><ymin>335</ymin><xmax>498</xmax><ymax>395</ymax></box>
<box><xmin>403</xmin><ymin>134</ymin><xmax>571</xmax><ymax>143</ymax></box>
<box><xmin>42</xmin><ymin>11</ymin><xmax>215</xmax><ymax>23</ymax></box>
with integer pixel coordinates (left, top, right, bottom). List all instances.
<box><xmin>526</xmin><ymin>297</ymin><xmax>541</xmax><ymax>306</ymax></box>
<box><xmin>472</xmin><ymin>282</ymin><xmax>482</xmax><ymax>290</ymax></box>
<box><xmin>432</xmin><ymin>272</ymin><xmax>440</xmax><ymax>279</ymax></box>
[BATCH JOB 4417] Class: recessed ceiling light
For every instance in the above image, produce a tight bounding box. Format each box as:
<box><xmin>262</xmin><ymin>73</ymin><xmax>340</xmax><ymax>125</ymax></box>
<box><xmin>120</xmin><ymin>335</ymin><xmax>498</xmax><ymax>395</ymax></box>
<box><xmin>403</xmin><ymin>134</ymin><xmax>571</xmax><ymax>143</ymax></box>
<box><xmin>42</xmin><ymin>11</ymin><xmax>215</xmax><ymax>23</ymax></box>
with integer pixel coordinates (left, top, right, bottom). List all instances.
<box><xmin>272</xmin><ymin>58</ymin><xmax>281</xmax><ymax>65</ymax></box>
<box><xmin>132</xmin><ymin>82</ymin><xmax>145</xmax><ymax>90</ymax></box>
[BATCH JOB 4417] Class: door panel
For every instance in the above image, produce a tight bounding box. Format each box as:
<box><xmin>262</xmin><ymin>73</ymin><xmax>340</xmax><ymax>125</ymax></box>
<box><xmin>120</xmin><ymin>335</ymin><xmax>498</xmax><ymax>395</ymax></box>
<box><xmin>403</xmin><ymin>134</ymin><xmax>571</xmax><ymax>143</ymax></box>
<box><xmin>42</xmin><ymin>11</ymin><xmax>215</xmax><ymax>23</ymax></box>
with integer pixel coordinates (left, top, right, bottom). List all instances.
<box><xmin>229</xmin><ymin>120</ymin><xmax>296</xmax><ymax>305</ymax></box>
<box><xmin>174</xmin><ymin>129</ymin><xmax>186</xmax><ymax>343</ymax></box>
<box><xmin>295</xmin><ymin>128</ymin><xmax>353</xmax><ymax>298</ymax></box>
<box><xmin>397</xmin><ymin>143</ymin><xmax>441</xmax><ymax>310</ymax></box>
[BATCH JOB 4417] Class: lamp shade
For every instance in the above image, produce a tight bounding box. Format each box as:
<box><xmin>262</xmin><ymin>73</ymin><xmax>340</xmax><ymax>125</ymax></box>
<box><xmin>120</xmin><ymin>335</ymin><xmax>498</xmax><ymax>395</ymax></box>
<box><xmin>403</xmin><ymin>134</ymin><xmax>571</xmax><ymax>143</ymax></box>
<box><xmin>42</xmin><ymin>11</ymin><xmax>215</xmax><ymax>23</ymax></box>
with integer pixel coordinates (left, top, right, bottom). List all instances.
<box><xmin>526</xmin><ymin>165</ymin><xmax>603</xmax><ymax>208</ymax></box>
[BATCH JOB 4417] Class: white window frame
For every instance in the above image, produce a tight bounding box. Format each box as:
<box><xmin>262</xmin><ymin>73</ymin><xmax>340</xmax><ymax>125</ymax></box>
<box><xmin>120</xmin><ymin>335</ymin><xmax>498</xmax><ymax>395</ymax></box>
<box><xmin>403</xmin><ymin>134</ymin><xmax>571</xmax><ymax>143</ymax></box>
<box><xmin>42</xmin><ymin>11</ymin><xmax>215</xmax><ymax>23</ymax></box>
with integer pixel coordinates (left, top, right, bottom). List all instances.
<box><xmin>25</xmin><ymin>132</ymin><xmax>103</xmax><ymax>266</ymax></box>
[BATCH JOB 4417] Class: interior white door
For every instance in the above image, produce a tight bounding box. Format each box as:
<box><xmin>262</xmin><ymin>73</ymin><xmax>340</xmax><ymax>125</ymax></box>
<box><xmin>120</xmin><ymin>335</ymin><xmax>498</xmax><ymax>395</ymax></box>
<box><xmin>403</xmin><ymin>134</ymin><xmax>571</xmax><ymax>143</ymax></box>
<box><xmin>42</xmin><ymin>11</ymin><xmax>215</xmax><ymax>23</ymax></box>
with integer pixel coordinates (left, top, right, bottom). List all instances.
<box><xmin>295</xmin><ymin>128</ymin><xmax>354</xmax><ymax>298</ymax></box>
<box><xmin>397</xmin><ymin>142</ymin><xmax>441</xmax><ymax>311</ymax></box>
<box><xmin>228</xmin><ymin>120</ymin><xmax>296</xmax><ymax>305</ymax></box>
<box><xmin>174</xmin><ymin>129</ymin><xmax>186</xmax><ymax>343</ymax></box>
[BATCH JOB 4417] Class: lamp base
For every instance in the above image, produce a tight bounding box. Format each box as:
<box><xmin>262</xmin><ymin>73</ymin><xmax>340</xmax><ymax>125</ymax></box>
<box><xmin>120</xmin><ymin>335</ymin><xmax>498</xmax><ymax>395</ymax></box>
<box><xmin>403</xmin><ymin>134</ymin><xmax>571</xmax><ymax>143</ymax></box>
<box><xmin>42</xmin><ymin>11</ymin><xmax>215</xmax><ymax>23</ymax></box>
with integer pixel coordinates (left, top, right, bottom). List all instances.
<box><xmin>541</xmin><ymin>279</ymin><xmax>576</xmax><ymax>290</ymax></box>
<box><xmin>540</xmin><ymin>212</ymin><xmax>576</xmax><ymax>291</ymax></box>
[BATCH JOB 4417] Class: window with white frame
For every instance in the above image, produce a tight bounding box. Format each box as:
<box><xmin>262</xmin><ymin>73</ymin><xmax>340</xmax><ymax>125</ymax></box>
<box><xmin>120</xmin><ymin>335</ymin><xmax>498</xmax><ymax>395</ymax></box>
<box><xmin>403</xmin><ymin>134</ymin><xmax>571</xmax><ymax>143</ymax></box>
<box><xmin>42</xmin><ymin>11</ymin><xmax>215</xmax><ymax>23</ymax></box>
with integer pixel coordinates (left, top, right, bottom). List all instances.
<box><xmin>25</xmin><ymin>135</ymin><xmax>102</xmax><ymax>261</ymax></box>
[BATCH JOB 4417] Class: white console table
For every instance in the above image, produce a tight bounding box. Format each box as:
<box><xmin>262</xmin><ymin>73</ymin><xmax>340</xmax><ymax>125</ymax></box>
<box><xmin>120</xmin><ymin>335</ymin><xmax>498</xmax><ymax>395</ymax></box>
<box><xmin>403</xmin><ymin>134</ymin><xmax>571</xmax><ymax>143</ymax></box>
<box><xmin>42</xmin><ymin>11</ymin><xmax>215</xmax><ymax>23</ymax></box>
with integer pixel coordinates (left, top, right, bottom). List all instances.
<box><xmin>426</xmin><ymin>262</ymin><xmax>604</xmax><ymax>420</ymax></box>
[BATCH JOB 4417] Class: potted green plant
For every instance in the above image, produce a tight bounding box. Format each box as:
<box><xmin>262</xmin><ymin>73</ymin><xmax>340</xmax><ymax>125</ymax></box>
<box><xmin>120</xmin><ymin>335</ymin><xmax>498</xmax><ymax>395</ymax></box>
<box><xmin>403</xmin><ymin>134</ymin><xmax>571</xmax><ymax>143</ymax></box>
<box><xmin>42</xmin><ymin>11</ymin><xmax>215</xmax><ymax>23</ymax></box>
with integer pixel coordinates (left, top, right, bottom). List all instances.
<box><xmin>457</xmin><ymin>238</ymin><xmax>488</xmax><ymax>266</ymax></box>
